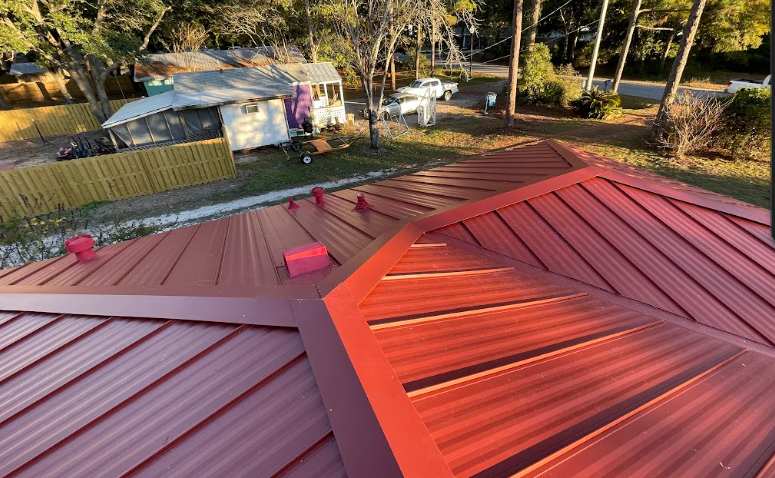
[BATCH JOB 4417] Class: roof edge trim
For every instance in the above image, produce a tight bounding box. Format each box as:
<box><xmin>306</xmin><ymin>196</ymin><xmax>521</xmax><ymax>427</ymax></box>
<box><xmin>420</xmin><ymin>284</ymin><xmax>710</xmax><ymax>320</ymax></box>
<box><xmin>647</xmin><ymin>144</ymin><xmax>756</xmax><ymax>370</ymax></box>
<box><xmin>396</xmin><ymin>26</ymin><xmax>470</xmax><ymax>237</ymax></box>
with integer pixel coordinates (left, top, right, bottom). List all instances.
<box><xmin>318</xmin><ymin>223</ymin><xmax>423</xmax><ymax>304</ymax></box>
<box><xmin>0</xmin><ymin>284</ymin><xmax>320</xmax><ymax>327</ymax></box>
<box><xmin>299</xmin><ymin>285</ymin><xmax>455</xmax><ymax>478</ymax></box>
<box><xmin>412</xmin><ymin>166</ymin><xmax>602</xmax><ymax>232</ymax></box>
<box><xmin>597</xmin><ymin>169</ymin><xmax>771</xmax><ymax>225</ymax></box>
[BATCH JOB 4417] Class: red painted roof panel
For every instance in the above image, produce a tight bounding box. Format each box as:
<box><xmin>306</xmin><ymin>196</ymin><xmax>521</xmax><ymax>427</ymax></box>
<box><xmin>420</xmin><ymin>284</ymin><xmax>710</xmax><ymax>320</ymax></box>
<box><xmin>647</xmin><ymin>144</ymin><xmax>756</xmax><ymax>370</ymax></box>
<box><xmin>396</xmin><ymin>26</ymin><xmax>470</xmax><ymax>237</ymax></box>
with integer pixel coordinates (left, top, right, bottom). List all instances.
<box><xmin>0</xmin><ymin>312</ymin><xmax>344</xmax><ymax>478</ymax></box>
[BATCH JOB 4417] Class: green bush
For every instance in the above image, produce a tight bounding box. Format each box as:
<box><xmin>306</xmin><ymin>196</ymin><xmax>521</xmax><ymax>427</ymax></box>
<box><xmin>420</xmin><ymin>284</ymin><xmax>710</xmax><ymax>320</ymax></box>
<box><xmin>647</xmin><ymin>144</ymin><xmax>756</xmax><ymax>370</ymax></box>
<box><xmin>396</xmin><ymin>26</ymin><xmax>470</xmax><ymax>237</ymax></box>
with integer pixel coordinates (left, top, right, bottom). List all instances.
<box><xmin>571</xmin><ymin>87</ymin><xmax>622</xmax><ymax>119</ymax></box>
<box><xmin>717</xmin><ymin>88</ymin><xmax>771</xmax><ymax>159</ymax></box>
<box><xmin>518</xmin><ymin>44</ymin><xmax>555</xmax><ymax>102</ymax></box>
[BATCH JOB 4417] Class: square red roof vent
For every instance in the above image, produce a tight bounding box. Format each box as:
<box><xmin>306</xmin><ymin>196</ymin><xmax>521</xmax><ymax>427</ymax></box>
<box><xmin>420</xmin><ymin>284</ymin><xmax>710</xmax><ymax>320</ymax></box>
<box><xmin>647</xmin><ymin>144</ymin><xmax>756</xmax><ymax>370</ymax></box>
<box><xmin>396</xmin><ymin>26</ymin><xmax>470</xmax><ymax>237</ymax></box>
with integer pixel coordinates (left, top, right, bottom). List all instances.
<box><xmin>283</xmin><ymin>242</ymin><xmax>330</xmax><ymax>278</ymax></box>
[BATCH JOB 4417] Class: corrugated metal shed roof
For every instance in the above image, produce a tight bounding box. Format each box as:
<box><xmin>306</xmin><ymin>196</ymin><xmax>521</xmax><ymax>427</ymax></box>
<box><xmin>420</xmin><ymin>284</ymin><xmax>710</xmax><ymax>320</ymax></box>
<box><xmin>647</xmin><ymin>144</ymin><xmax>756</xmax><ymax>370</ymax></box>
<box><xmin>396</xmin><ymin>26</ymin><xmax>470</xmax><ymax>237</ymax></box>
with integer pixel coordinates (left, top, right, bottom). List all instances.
<box><xmin>134</xmin><ymin>46</ymin><xmax>307</xmax><ymax>82</ymax></box>
<box><xmin>102</xmin><ymin>90</ymin><xmax>175</xmax><ymax>127</ymax></box>
<box><xmin>1</xmin><ymin>140</ymin><xmax>773</xmax><ymax>478</ymax></box>
<box><xmin>172</xmin><ymin>83</ymin><xmax>296</xmax><ymax>109</ymax></box>
<box><xmin>172</xmin><ymin>62</ymin><xmax>342</xmax><ymax>94</ymax></box>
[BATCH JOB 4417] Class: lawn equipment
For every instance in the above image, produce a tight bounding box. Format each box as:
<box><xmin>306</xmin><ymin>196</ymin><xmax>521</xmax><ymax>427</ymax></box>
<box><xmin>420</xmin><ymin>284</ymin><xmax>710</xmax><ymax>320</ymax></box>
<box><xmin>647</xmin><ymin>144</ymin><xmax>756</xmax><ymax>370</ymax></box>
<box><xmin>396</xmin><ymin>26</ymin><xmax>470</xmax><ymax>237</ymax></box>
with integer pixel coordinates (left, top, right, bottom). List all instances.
<box><xmin>281</xmin><ymin>136</ymin><xmax>362</xmax><ymax>164</ymax></box>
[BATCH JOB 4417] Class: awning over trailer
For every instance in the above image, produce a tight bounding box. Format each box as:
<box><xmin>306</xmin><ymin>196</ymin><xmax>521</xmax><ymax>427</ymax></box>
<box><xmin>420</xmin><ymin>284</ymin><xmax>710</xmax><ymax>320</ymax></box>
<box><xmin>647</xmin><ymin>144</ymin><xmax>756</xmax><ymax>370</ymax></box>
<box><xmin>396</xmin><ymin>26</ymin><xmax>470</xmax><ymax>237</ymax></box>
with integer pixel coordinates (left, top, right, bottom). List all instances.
<box><xmin>102</xmin><ymin>90</ymin><xmax>175</xmax><ymax>128</ymax></box>
<box><xmin>171</xmin><ymin>84</ymin><xmax>296</xmax><ymax>110</ymax></box>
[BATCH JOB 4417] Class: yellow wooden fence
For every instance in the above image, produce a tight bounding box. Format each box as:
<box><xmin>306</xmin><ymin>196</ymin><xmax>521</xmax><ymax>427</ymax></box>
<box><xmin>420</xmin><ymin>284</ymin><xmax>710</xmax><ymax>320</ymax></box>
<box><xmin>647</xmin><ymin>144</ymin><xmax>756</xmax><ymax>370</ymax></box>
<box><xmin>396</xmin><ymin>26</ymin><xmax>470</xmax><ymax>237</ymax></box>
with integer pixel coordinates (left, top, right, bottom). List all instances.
<box><xmin>0</xmin><ymin>138</ymin><xmax>235</xmax><ymax>220</ymax></box>
<box><xmin>0</xmin><ymin>98</ymin><xmax>135</xmax><ymax>143</ymax></box>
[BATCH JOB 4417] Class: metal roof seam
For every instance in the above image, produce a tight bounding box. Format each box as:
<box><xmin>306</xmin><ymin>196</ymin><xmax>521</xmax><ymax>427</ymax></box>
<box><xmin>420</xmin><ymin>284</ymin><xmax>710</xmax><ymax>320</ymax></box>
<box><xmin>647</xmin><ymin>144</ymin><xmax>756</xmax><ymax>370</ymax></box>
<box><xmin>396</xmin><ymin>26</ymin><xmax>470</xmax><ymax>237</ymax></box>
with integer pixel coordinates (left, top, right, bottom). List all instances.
<box><xmin>6</xmin><ymin>322</ymin><xmax>247</xmax><ymax>476</ymax></box>
<box><xmin>599</xmin><ymin>170</ymin><xmax>770</xmax><ymax>225</ymax></box>
<box><xmin>0</xmin><ymin>319</ymin><xmax>177</xmax><ymax>431</ymax></box>
<box><xmin>403</xmin><ymin>319</ymin><xmax>665</xmax><ymax>396</ymax></box>
<box><xmin>159</xmin><ymin>223</ymin><xmax>203</xmax><ymax>286</ymax></box>
<box><xmin>73</xmin><ymin>234</ymin><xmax>160</xmax><ymax>287</ymax></box>
<box><xmin>570</xmin><ymin>181</ymin><xmax>699</xmax><ymax>318</ymax></box>
<box><xmin>492</xmin><ymin>209</ymin><xmax>547</xmax><ymax>269</ymax></box>
<box><xmin>610</xmin><ymin>182</ymin><xmax>775</xmax><ymax>338</ymax></box>
<box><xmin>349</xmin><ymin>186</ymin><xmax>437</xmax><ymax>212</ymax></box>
<box><xmin>0</xmin><ymin>316</ymin><xmax>120</xmax><ymax>389</ymax></box>
<box><xmin>211</xmin><ymin>215</ymin><xmax>233</xmax><ymax>286</ymax></box>
<box><xmin>508</xmin><ymin>348</ymin><xmax>748</xmax><ymax>478</ymax></box>
<box><xmin>0</xmin><ymin>311</ymin><xmax>26</xmax><ymax>331</ymax></box>
<box><xmin>0</xmin><ymin>312</ymin><xmax>66</xmax><ymax>354</ymax></box>
<box><xmin>266</xmin><ymin>430</ymin><xmax>338</xmax><ymax>478</ymax></box>
<box><xmin>660</xmin><ymin>197</ymin><xmax>775</xmax><ymax>309</ymax></box>
<box><xmin>0</xmin><ymin>254</ymin><xmax>68</xmax><ymax>286</ymax></box>
<box><xmin>521</xmin><ymin>199</ymin><xmax>618</xmax><ymax>293</ymax></box>
<box><xmin>120</xmin><ymin>349</ymin><xmax>308</xmax><ymax>478</ymax></box>
<box><xmin>426</xmin><ymin>231</ymin><xmax>775</xmax><ymax>358</ymax></box>
<box><xmin>254</xmin><ymin>210</ymin><xmax>289</xmax><ymax>285</ymax></box>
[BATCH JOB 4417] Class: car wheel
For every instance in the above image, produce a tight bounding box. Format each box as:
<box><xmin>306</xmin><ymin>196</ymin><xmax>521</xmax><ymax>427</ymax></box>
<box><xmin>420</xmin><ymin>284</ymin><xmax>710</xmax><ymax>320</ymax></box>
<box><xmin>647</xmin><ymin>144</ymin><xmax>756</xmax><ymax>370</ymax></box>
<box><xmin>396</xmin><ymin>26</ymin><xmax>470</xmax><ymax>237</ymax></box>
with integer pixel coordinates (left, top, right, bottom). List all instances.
<box><xmin>443</xmin><ymin>90</ymin><xmax>452</xmax><ymax>101</ymax></box>
<box><xmin>301</xmin><ymin>154</ymin><xmax>313</xmax><ymax>164</ymax></box>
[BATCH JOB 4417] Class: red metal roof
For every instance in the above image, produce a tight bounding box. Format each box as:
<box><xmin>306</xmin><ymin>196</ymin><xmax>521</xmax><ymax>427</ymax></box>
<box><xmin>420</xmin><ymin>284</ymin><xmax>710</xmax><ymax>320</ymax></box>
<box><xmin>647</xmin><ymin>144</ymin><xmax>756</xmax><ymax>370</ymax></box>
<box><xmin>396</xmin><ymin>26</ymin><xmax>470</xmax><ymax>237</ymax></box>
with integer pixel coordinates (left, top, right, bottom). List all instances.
<box><xmin>0</xmin><ymin>140</ymin><xmax>773</xmax><ymax>478</ymax></box>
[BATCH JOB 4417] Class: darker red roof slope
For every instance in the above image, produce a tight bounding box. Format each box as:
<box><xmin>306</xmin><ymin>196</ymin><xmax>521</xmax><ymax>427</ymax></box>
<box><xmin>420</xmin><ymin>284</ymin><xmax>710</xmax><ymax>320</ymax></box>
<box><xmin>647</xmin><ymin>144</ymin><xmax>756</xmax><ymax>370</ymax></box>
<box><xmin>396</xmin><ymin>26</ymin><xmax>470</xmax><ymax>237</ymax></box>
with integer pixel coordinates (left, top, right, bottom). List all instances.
<box><xmin>0</xmin><ymin>140</ymin><xmax>773</xmax><ymax>478</ymax></box>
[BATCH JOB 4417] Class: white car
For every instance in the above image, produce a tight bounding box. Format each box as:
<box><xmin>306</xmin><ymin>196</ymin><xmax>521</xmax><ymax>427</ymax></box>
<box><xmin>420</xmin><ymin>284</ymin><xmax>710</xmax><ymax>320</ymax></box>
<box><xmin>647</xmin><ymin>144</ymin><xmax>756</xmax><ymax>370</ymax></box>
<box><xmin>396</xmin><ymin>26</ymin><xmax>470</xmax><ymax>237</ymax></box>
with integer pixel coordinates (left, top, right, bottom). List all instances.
<box><xmin>724</xmin><ymin>75</ymin><xmax>770</xmax><ymax>93</ymax></box>
<box><xmin>397</xmin><ymin>78</ymin><xmax>459</xmax><ymax>101</ymax></box>
<box><xmin>379</xmin><ymin>93</ymin><xmax>422</xmax><ymax>119</ymax></box>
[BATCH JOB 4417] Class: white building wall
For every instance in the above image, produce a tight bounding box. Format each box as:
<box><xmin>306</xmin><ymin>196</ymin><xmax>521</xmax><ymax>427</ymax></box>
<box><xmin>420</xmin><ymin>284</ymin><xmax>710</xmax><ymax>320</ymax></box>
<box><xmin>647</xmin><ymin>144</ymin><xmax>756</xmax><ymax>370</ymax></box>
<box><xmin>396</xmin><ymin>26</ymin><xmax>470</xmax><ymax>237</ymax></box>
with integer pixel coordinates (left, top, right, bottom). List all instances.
<box><xmin>219</xmin><ymin>99</ymin><xmax>290</xmax><ymax>151</ymax></box>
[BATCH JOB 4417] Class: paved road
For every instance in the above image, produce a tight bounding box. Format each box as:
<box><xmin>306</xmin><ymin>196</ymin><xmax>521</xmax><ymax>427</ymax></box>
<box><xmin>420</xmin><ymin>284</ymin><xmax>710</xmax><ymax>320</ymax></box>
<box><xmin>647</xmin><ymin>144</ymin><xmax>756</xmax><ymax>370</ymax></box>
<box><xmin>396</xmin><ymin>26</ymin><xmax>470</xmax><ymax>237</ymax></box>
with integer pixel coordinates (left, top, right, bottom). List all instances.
<box><xmin>468</xmin><ymin>62</ymin><xmax>724</xmax><ymax>100</ymax></box>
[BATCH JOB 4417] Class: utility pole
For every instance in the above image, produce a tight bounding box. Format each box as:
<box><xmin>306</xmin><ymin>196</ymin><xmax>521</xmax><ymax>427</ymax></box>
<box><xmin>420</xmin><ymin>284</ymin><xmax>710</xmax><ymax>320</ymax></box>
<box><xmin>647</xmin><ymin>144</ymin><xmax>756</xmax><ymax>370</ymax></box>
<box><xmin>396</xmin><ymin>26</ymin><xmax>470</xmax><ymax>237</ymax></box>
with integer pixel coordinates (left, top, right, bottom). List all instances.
<box><xmin>504</xmin><ymin>0</ymin><xmax>524</xmax><ymax>129</ymax></box>
<box><xmin>469</xmin><ymin>26</ymin><xmax>475</xmax><ymax>79</ymax></box>
<box><xmin>584</xmin><ymin>0</ymin><xmax>610</xmax><ymax>91</ymax></box>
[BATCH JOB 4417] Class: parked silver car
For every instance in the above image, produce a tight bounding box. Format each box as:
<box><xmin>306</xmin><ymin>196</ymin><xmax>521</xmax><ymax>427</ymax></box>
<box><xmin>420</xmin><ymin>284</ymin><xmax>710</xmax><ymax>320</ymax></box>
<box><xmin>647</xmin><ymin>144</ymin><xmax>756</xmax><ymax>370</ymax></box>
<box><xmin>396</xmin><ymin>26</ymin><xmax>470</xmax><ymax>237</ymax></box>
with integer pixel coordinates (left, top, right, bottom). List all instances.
<box><xmin>379</xmin><ymin>93</ymin><xmax>422</xmax><ymax>119</ymax></box>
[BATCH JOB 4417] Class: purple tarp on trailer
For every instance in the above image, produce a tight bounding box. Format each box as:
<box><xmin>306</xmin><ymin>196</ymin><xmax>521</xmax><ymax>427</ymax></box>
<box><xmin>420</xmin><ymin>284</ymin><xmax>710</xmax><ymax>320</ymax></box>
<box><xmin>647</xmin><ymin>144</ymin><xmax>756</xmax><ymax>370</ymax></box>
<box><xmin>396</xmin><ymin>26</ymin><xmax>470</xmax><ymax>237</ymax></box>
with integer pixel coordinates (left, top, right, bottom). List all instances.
<box><xmin>285</xmin><ymin>83</ymin><xmax>312</xmax><ymax>129</ymax></box>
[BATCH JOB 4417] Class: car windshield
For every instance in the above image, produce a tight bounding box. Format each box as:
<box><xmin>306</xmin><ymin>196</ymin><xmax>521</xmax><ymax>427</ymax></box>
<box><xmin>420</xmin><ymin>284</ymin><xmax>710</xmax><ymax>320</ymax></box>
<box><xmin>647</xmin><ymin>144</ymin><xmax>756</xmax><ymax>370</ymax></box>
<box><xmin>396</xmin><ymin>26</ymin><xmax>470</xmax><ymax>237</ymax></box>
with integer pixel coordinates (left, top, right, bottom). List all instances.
<box><xmin>409</xmin><ymin>80</ymin><xmax>424</xmax><ymax>88</ymax></box>
<box><xmin>382</xmin><ymin>97</ymin><xmax>397</xmax><ymax>106</ymax></box>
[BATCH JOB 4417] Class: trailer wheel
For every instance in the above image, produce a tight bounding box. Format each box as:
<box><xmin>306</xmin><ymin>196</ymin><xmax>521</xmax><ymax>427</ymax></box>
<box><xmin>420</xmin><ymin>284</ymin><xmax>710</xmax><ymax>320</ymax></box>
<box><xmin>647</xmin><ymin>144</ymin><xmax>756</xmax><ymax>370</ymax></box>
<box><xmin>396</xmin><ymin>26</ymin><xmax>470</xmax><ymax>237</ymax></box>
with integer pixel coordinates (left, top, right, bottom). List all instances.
<box><xmin>301</xmin><ymin>153</ymin><xmax>313</xmax><ymax>164</ymax></box>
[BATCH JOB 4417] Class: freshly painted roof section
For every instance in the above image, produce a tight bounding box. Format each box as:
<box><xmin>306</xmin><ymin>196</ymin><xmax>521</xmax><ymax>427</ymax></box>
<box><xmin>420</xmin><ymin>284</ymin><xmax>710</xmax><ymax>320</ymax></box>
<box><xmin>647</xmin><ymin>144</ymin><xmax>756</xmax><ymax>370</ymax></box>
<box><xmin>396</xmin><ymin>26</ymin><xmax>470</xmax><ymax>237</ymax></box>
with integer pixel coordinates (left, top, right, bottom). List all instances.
<box><xmin>172</xmin><ymin>62</ymin><xmax>343</xmax><ymax>94</ymax></box>
<box><xmin>134</xmin><ymin>46</ymin><xmax>306</xmax><ymax>82</ymax></box>
<box><xmin>1</xmin><ymin>140</ymin><xmax>774</xmax><ymax>478</ymax></box>
<box><xmin>433</xmin><ymin>173</ymin><xmax>775</xmax><ymax>346</ymax></box>
<box><xmin>101</xmin><ymin>90</ymin><xmax>175</xmax><ymax>127</ymax></box>
<box><xmin>355</xmin><ymin>234</ymin><xmax>775</xmax><ymax>478</ymax></box>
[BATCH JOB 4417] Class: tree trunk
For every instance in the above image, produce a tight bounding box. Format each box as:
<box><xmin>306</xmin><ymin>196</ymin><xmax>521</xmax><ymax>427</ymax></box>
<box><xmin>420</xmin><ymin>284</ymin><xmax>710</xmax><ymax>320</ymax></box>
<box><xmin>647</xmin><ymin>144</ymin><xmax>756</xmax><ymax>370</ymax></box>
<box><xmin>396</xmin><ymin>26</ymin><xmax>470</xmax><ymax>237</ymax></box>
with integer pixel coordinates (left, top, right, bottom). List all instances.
<box><xmin>652</xmin><ymin>0</ymin><xmax>707</xmax><ymax>141</ymax></box>
<box><xmin>504</xmin><ymin>0</ymin><xmax>524</xmax><ymax>129</ymax></box>
<box><xmin>525</xmin><ymin>0</ymin><xmax>543</xmax><ymax>52</ymax></box>
<box><xmin>415</xmin><ymin>26</ymin><xmax>423</xmax><ymax>79</ymax></box>
<box><xmin>659</xmin><ymin>31</ymin><xmax>675</xmax><ymax>72</ymax></box>
<box><xmin>0</xmin><ymin>89</ymin><xmax>10</xmax><ymax>110</ymax></box>
<box><xmin>66</xmin><ymin>58</ymin><xmax>107</xmax><ymax>124</ymax></box>
<box><xmin>88</xmin><ymin>58</ymin><xmax>113</xmax><ymax>120</ymax></box>
<box><xmin>612</xmin><ymin>0</ymin><xmax>641</xmax><ymax>93</ymax></box>
<box><xmin>303</xmin><ymin>0</ymin><xmax>317</xmax><ymax>62</ymax></box>
<box><xmin>361</xmin><ymin>75</ymin><xmax>379</xmax><ymax>151</ymax></box>
<box><xmin>568</xmin><ymin>30</ymin><xmax>578</xmax><ymax>64</ymax></box>
<box><xmin>431</xmin><ymin>23</ymin><xmax>436</xmax><ymax>74</ymax></box>
<box><xmin>51</xmin><ymin>67</ymin><xmax>74</xmax><ymax>103</ymax></box>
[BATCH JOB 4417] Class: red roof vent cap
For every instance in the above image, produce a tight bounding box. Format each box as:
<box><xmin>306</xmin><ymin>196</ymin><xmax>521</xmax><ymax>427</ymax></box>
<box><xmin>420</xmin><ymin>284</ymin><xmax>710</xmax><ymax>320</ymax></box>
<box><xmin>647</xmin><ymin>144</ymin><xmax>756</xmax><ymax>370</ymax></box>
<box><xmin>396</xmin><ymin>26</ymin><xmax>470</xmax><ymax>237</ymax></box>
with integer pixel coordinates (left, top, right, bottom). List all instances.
<box><xmin>353</xmin><ymin>193</ymin><xmax>372</xmax><ymax>212</ymax></box>
<box><xmin>311</xmin><ymin>186</ymin><xmax>325</xmax><ymax>205</ymax></box>
<box><xmin>287</xmin><ymin>196</ymin><xmax>300</xmax><ymax>210</ymax></box>
<box><xmin>283</xmin><ymin>241</ymin><xmax>330</xmax><ymax>278</ymax></box>
<box><xmin>65</xmin><ymin>234</ymin><xmax>96</xmax><ymax>261</ymax></box>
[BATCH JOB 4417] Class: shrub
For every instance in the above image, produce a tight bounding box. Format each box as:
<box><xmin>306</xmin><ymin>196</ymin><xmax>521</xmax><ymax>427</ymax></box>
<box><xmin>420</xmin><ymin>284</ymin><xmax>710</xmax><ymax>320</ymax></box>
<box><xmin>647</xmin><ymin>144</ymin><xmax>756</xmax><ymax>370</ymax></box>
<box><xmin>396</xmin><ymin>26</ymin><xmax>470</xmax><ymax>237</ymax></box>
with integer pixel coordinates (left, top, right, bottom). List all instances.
<box><xmin>571</xmin><ymin>87</ymin><xmax>622</xmax><ymax>119</ymax></box>
<box><xmin>404</xmin><ymin>49</ymin><xmax>433</xmax><ymax>78</ymax></box>
<box><xmin>518</xmin><ymin>44</ymin><xmax>555</xmax><ymax>102</ymax></box>
<box><xmin>554</xmin><ymin>64</ymin><xmax>580</xmax><ymax>77</ymax></box>
<box><xmin>654</xmin><ymin>92</ymin><xmax>728</xmax><ymax>158</ymax></box>
<box><xmin>717</xmin><ymin>88</ymin><xmax>771</xmax><ymax>159</ymax></box>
